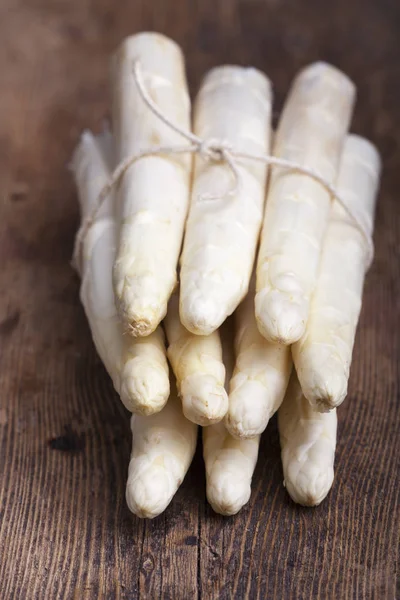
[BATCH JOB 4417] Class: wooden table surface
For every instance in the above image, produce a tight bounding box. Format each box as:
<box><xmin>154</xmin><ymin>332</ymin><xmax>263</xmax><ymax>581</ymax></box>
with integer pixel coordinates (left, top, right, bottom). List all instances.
<box><xmin>1</xmin><ymin>0</ymin><xmax>399</xmax><ymax>598</ymax></box>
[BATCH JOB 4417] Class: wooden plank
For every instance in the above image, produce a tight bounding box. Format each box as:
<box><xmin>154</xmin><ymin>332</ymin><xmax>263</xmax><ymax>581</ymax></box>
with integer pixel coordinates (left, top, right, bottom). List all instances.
<box><xmin>0</xmin><ymin>0</ymin><xmax>399</xmax><ymax>598</ymax></box>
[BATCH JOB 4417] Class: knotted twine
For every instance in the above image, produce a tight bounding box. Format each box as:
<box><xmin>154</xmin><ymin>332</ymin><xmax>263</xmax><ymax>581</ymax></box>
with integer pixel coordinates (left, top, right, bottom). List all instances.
<box><xmin>75</xmin><ymin>61</ymin><xmax>374</xmax><ymax>272</ymax></box>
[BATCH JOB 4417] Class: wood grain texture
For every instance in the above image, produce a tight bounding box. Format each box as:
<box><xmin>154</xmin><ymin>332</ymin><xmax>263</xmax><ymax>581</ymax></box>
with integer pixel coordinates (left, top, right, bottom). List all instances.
<box><xmin>0</xmin><ymin>0</ymin><xmax>399</xmax><ymax>598</ymax></box>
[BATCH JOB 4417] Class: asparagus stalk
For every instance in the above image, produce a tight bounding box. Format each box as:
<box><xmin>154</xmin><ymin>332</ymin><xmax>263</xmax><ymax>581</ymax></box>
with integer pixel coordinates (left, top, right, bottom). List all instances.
<box><xmin>164</xmin><ymin>292</ymin><xmax>228</xmax><ymax>425</ymax></box>
<box><xmin>72</xmin><ymin>131</ymin><xmax>170</xmax><ymax>415</ymax></box>
<box><xmin>112</xmin><ymin>33</ymin><xmax>192</xmax><ymax>336</ymax></box>
<box><xmin>126</xmin><ymin>389</ymin><xmax>198</xmax><ymax>518</ymax></box>
<box><xmin>203</xmin><ymin>321</ymin><xmax>260</xmax><ymax>515</ymax></box>
<box><xmin>292</xmin><ymin>135</ymin><xmax>381</xmax><ymax>411</ymax></box>
<box><xmin>180</xmin><ymin>65</ymin><xmax>272</xmax><ymax>335</ymax></box>
<box><xmin>256</xmin><ymin>62</ymin><xmax>355</xmax><ymax>344</ymax></box>
<box><xmin>203</xmin><ymin>422</ymin><xmax>260</xmax><ymax>516</ymax></box>
<box><xmin>278</xmin><ymin>372</ymin><xmax>337</xmax><ymax>506</ymax></box>
<box><xmin>72</xmin><ymin>129</ymin><xmax>196</xmax><ymax>518</ymax></box>
<box><xmin>226</xmin><ymin>276</ymin><xmax>292</xmax><ymax>439</ymax></box>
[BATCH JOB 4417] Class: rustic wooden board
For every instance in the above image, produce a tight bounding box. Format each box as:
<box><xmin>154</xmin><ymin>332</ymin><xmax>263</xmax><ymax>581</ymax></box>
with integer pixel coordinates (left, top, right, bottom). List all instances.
<box><xmin>0</xmin><ymin>0</ymin><xmax>399</xmax><ymax>598</ymax></box>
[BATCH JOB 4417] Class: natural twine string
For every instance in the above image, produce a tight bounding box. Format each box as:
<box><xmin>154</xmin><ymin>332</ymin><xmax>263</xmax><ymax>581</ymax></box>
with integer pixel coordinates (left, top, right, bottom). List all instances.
<box><xmin>75</xmin><ymin>60</ymin><xmax>374</xmax><ymax>271</ymax></box>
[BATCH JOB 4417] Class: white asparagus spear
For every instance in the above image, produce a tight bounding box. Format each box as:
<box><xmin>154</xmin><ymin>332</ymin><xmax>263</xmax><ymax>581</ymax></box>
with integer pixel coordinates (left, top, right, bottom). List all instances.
<box><xmin>164</xmin><ymin>293</ymin><xmax>228</xmax><ymax>426</ymax></box>
<box><xmin>226</xmin><ymin>277</ymin><xmax>292</xmax><ymax>439</ymax></box>
<box><xmin>203</xmin><ymin>321</ymin><xmax>260</xmax><ymax>515</ymax></box>
<box><xmin>112</xmin><ymin>33</ymin><xmax>192</xmax><ymax>336</ymax></box>
<box><xmin>72</xmin><ymin>130</ymin><xmax>197</xmax><ymax>518</ymax></box>
<box><xmin>180</xmin><ymin>66</ymin><xmax>272</xmax><ymax>336</ymax></box>
<box><xmin>72</xmin><ymin>130</ymin><xmax>170</xmax><ymax>415</ymax></box>
<box><xmin>203</xmin><ymin>422</ymin><xmax>260</xmax><ymax>516</ymax></box>
<box><xmin>278</xmin><ymin>372</ymin><xmax>337</xmax><ymax>506</ymax></box>
<box><xmin>256</xmin><ymin>62</ymin><xmax>356</xmax><ymax>344</ymax></box>
<box><xmin>126</xmin><ymin>388</ymin><xmax>198</xmax><ymax>519</ymax></box>
<box><xmin>292</xmin><ymin>135</ymin><xmax>381</xmax><ymax>411</ymax></box>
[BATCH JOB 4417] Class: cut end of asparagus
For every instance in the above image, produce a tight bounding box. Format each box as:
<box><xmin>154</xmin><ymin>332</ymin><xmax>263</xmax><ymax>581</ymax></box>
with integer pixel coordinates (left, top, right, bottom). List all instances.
<box><xmin>179</xmin><ymin>295</ymin><xmax>227</xmax><ymax>336</ymax></box>
<box><xmin>181</xmin><ymin>374</ymin><xmax>229</xmax><ymax>426</ymax></box>
<box><xmin>115</xmin><ymin>31</ymin><xmax>185</xmax><ymax>65</ymax></box>
<box><xmin>284</xmin><ymin>467</ymin><xmax>335</xmax><ymax>507</ymax></box>
<box><xmin>226</xmin><ymin>381</ymin><xmax>273</xmax><ymax>438</ymax></box>
<box><xmin>120</xmin><ymin>359</ymin><xmax>170</xmax><ymax>415</ymax></box>
<box><xmin>126</xmin><ymin>465</ymin><xmax>176</xmax><ymax>519</ymax></box>
<box><xmin>200</xmin><ymin>64</ymin><xmax>272</xmax><ymax>96</ymax></box>
<box><xmin>255</xmin><ymin>288</ymin><xmax>308</xmax><ymax>344</ymax></box>
<box><xmin>207</xmin><ymin>476</ymin><xmax>251</xmax><ymax>516</ymax></box>
<box><xmin>295</xmin><ymin>61</ymin><xmax>356</xmax><ymax>99</ymax></box>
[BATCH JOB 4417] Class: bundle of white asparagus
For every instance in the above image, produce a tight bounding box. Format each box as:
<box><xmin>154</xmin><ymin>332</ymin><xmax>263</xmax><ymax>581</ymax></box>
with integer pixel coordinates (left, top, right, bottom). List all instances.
<box><xmin>71</xmin><ymin>32</ymin><xmax>381</xmax><ymax>518</ymax></box>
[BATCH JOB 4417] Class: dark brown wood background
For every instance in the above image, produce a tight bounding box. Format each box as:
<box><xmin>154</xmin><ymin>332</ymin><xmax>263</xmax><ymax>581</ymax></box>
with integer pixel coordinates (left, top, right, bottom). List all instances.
<box><xmin>0</xmin><ymin>0</ymin><xmax>399</xmax><ymax>598</ymax></box>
